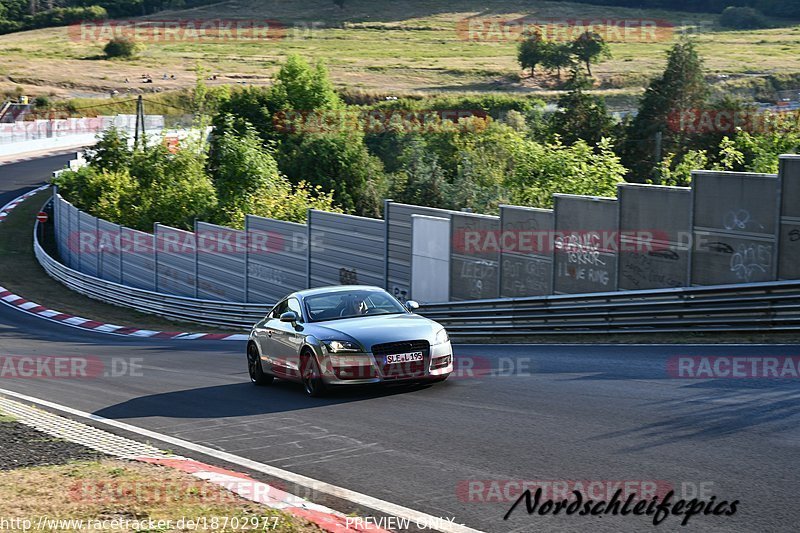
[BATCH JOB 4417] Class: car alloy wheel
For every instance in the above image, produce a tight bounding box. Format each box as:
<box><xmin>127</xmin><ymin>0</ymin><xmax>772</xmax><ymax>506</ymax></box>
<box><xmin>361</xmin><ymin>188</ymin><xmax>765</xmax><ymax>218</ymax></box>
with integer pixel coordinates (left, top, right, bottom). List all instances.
<box><xmin>248</xmin><ymin>343</ymin><xmax>274</xmax><ymax>386</ymax></box>
<box><xmin>301</xmin><ymin>351</ymin><xmax>326</xmax><ymax>397</ymax></box>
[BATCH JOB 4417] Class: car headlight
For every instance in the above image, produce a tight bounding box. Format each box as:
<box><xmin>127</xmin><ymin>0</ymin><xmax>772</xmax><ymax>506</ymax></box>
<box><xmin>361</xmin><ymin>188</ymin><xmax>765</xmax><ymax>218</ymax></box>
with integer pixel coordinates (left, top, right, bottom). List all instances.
<box><xmin>323</xmin><ymin>340</ymin><xmax>362</xmax><ymax>353</ymax></box>
<box><xmin>434</xmin><ymin>328</ymin><xmax>449</xmax><ymax>345</ymax></box>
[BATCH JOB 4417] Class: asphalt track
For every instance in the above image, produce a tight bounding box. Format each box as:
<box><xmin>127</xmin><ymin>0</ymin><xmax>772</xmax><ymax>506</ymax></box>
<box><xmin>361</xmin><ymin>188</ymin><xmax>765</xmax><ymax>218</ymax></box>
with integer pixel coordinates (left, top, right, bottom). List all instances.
<box><xmin>1</xmin><ymin>155</ymin><xmax>799</xmax><ymax>532</ymax></box>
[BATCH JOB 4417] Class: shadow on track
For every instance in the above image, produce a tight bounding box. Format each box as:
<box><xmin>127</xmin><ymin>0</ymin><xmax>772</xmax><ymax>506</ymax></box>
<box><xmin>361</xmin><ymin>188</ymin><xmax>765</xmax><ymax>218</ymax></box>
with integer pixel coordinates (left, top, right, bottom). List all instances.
<box><xmin>93</xmin><ymin>379</ymin><xmax>437</xmax><ymax>419</ymax></box>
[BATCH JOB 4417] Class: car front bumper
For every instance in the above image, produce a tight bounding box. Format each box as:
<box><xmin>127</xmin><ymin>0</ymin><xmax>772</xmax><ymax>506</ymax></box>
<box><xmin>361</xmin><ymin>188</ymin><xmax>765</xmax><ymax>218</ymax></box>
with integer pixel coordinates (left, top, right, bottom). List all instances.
<box><xmin>319</xmin><ymin>341</ymin><xmax>453</xmax><ymax>385</ymax></box>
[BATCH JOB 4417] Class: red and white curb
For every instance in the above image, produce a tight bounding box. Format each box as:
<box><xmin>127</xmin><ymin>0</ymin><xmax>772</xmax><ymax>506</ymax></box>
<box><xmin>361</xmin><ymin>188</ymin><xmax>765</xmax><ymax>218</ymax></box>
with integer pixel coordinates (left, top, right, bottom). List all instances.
<box><xmin>0</xmin><ymin>186</ymin><xmax>247</xmax><ymax>341</ymax></box>
<box><xmin>0</xmin><ymin>395</ymin><xmax>389</xmax><ymax>533</ymax></box>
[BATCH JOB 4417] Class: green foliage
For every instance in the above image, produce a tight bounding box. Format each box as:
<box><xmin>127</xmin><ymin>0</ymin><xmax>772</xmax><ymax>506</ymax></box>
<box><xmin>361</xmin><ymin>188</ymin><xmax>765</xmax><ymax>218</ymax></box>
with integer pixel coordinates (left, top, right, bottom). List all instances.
<box><xmin>278</xmin><ymin>130</ymin><xmax>386</xmax><ymax>217</ymax></box>
<box><xmin>208</xmin><ymin>115</ymin><xmax>339</xmax><ymax>227</ymax></box>
<box><xmin>30</xmin><ymin>6</ymin><xmax>107</xmax><ymax>28</ymax></box>
<box><xmin>571</xmin><ymin>31</ymin><xmax>611</xmax><ymax>76</ymax></box>
<box><xmin>551</xmin><ymin>85</ymin><xmax>616</xmax><ymax>146</ymax></box>
<box><xmin>541</xmin><ymin>41</ymin><xmax>575</xmax><ymax>80</ymax></box>
<box><xmin>719</xmin><ymin>6</ymin><xmax>768</xmax><ymax>29</ymax></box>
<box><xmin>507</xmin><ymin>137</ymin><xmax>626</xmax><ymax>208</ymax></box>
<box><xmin>85</xmin><ymin>127</ymin><xmax>132</xmax><ymax>173</ymax></box>
<box><xmin>104</xmin><ymin>36</ymin><xmax>140</xmax><ymax>59</ymax></box>
<box><xmin>518</xmin><ymin>31</ymin><xmax>547</xmax><ymax>77</ymax></box>
<box><xmin>56</xmin><ymin>130</ymin><xmax>217</xmax><ymax>231</ymax></box>
<box><xmin>270</xmin><ymin>55</ymin><xmax>342</xmax><ymax>112</ymax></box>
<box><xmin>622</xmin><ymin>39</ymin><xmax>709</xmax><ymax>181</ymax></box>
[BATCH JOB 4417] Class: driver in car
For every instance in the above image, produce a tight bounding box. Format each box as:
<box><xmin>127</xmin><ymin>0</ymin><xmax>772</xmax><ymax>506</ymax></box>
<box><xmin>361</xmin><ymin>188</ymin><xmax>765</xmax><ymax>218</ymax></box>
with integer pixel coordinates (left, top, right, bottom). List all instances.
<box><xmin>340</xmin><ymin>294</ymin><xmax>368</xmax><ymax>317</ymax></box>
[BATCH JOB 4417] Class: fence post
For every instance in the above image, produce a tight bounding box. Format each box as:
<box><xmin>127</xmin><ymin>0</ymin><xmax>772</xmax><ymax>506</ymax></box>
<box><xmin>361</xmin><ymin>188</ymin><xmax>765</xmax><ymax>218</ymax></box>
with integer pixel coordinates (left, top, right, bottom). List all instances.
<box><xmin>193</xmin><ymin>219</ymin><xmax>199</xmax><ymax>299</ymax></box>
<box><xmin>383</xmin><ymin>199</ymin><xmax>392</xmax><ymax>291</ymax></box>
<box><xmin>118</xmin><ymin>223</ymin><xmax>123</xmax><ymax>283</ymax></box>
<box><xmin>306</xmin><ymin>209</ymin><xmax>312</xmax><ymax>289</ymax></box>
<box><xmin>153</xmin><ymin>223</ymin><xmax>159</xmax><ymax>293</ymax></box>
<box><xmin>244</xmin><ymin>215</ymin><xmax>250</xmax><ymax>303</ymax></box>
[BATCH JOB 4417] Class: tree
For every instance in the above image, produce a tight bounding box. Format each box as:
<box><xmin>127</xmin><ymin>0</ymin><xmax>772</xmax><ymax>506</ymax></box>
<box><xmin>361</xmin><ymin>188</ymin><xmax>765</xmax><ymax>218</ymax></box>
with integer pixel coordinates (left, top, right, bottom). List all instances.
<box><xmin>103</xmin><ymin>36</ymin><xmax>139</xmax><ymax>59</ymax></box>
<box><xmin>517</xmin><ymin>31</ymin><xmax>546</xmax><ymax>77</ymax></box>
<box><xmin>719</xmin><ymin>6</ymin><xmax>767</xmax><ymax>29</ymax></box>
<box><xmin>551</xmin><ymin>83</ymin><xmax>616</xmax><ymax>146</ymax></box>
<box><xmin>85</xmin><ymin>127</ymin><xmax>131</xmax><ymax>173</ymax></box>
<box><xmin>541</xmin><ymin>41</ymin><xmax>574</xmax><ymax>80</ymax></box>
<box><xmin>269</xmin><ymin>55</ymin><xmax>341</xmax><ymax>112</ymax></box>
<box><xmin>622</xmin><ymin>39</ymin><xmax>708</xmax><ymax>182</ymax></box>
<box><xmin>571</xmin><ymin>31</ymin><xmax>611</xmax><ymax>76</ymax></box>
<box><xmin>208</xmin><ymin>115</ymin><xmax>339</xmax><ymax>227</ymax></box>
<box><xmin>278</xmin><ymin>130</ymin><xmax>386</xmax><ymax>217</ymax></box>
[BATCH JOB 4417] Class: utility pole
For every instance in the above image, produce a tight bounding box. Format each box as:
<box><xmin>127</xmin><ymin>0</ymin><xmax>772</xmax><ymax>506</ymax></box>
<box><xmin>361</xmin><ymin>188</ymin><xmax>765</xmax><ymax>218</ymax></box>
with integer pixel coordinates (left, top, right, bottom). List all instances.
<box><xmin>134</xmin><ymin>95</ymin><xmax>144</xmax><ymax>149</ymax></box>
<box><xmin>654</xmin><ymin>130</ymin><xmax>663</xmax><ymax>164</ymax></box>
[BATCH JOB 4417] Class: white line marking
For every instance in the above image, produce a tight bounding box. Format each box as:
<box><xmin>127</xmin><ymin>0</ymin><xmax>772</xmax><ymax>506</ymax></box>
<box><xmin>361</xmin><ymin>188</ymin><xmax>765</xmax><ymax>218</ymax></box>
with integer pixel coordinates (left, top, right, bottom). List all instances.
<box><xmin>0</xmin><ymin>388</ymin><xmax>482</xmax><ymax>533</ymax></box>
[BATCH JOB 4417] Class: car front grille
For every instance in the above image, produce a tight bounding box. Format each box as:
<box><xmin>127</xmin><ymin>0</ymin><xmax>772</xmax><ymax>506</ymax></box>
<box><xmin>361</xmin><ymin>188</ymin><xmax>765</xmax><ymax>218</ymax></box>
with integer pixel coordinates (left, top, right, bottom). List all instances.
<box><xmin>372</xmin><ymin>340</ymin><xmax>430</xmax><ymax>380</ymax></box>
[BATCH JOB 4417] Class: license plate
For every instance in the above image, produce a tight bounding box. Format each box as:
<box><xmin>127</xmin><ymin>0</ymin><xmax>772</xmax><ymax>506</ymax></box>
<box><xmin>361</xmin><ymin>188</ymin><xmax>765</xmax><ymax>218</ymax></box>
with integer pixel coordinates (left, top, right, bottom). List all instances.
<box><xmin>385</xmin><ymin>352</ymin><xmax>423</xmax><ymax>364</ymax></box>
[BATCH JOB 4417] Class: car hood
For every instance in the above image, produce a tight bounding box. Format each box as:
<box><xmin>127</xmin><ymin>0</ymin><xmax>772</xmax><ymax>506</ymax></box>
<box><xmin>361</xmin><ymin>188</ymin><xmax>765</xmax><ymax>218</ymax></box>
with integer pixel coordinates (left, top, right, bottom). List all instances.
<box><xmin>309</xmin><ymin>313</ymin><xmax>440</xmax><ymax>350</ymax></box>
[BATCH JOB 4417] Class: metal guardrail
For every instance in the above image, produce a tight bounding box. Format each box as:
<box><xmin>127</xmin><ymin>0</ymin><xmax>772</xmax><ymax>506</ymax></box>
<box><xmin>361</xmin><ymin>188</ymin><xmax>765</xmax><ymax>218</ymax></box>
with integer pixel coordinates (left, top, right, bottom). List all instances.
<box><xmin>34</xmin><ymin>203</ymin><xmax>800</xmax><ymax>336</ymax></box>
<box><xmin>418</xmin><ymin>282</ymin><xmax>800</xmax><ymax>337</ymax></box>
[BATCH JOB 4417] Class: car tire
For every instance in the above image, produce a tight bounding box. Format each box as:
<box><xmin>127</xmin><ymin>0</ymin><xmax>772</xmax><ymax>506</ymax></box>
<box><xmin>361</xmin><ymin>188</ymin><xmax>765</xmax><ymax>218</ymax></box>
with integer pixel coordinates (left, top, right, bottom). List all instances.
<box><xmin>248</xmin><ymin>343</ymin><xmax>274</xmax><ymax>386</ymax></box>
<box><xmin>301</xmin><ymin>350</ymin><xmax>327</xmax><ymax>397</ymax></box>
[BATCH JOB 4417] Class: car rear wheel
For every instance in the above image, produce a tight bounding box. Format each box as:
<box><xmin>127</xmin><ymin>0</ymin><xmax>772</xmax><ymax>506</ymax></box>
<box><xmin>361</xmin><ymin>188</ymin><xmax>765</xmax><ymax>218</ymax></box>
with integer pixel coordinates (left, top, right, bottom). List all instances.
<box><xmin>301</xmin><ymin>351</ymin><xmax>327</xmax><ymax>397</ymax></box>
<box><xmin>248</xmin><ymin>343</ymin><xmax>274</xmax><ymax>386</ymax></box>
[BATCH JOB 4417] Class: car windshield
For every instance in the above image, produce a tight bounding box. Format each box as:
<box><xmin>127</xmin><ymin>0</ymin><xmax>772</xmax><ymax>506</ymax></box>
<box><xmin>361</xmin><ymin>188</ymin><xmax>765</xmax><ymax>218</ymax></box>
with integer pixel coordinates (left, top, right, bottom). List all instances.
<box><xmin>304</xmin><ymin>290</ymin><xmax>407</xmax><ymax>322</ymax></box>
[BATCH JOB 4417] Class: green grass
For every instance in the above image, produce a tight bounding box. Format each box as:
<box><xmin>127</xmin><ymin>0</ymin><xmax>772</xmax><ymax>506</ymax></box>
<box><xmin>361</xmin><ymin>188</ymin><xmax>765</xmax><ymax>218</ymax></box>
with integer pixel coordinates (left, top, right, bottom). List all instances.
<box><xmin>0</xmin><ymin>0</ymin><xmax>797</xmax><ymax>105</ymax></box>
<box><xmin>0</xmin><ymin>189</ymin><xmax>235</xmax><ymax>333</ymax></box>
<box><xmin>0</xmin><ymin>410</ymin><xmax>16</xmax><ymax>423</ymax></box>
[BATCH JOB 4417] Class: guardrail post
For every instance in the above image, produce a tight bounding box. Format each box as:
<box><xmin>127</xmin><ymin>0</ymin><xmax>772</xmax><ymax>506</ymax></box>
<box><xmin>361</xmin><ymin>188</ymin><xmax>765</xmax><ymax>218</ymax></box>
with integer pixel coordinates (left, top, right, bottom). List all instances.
<box><xmin>153</xmin><ymin>223</ymin><xmax>159</xmax><ymax>293</ymax></box>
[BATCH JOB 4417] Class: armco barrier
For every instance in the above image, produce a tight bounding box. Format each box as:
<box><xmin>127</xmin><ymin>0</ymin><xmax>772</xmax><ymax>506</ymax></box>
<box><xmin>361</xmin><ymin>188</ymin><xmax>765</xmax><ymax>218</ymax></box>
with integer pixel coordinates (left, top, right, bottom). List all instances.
<box><xmin>418</xmin><ymin>281</ymin><xmax>800</xmax><ymax>337</ymax></box>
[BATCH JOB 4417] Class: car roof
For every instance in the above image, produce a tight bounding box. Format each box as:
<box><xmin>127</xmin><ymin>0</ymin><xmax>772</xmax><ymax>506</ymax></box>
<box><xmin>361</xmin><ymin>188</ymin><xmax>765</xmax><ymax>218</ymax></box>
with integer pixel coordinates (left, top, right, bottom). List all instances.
<box><xmin>291</xmin><ymin>285</ymin><xmax>387</xmax><ymax>299</ymax></box>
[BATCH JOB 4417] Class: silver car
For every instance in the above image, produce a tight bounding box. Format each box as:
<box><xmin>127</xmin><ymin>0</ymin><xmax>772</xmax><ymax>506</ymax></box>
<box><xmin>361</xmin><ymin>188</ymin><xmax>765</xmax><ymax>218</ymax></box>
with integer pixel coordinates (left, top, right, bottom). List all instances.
<box><xmin>246</xmin><ymin>285</ymin><xmax>453</xmax><ymax>396</ymax></box>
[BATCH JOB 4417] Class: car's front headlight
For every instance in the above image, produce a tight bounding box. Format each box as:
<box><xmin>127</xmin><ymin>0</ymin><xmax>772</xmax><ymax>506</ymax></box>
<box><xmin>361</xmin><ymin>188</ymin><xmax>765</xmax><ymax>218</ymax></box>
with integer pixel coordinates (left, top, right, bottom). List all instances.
<box><xmin>434</xmin><ymin>328</ymin><xmax>449</xmax><ymax>345</ymax></box>
<box><xmin>323</xmin><ymin>340</ymin><xmax>362</xmax><ymax>353</ymax></box>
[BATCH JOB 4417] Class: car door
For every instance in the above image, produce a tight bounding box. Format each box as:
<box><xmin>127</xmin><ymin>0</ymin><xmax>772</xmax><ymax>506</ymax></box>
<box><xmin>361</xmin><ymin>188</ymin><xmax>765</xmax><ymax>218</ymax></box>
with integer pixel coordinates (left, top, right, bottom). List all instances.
<box><xmin>257</xmin><ymin>299</ymin><xmax>288</xmax><ymax>375</ymax></box>
<box><xmin>270</xmin><ymin>297</ymin><xmax>306</xmax><ymax>378</ymax></box>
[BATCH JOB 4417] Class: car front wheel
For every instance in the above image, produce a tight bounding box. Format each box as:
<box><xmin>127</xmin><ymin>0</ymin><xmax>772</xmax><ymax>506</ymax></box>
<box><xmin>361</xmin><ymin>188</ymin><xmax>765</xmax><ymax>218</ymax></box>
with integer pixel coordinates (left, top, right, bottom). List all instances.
<box><xmin>248</xmin><ymin>343</ymin><xmax>274</xmax><ymax>386</ymax></box>
<box><xmin>301</xmin><ymin>351</ymin><xmax>327</xmax><ymax>397</ymax></box>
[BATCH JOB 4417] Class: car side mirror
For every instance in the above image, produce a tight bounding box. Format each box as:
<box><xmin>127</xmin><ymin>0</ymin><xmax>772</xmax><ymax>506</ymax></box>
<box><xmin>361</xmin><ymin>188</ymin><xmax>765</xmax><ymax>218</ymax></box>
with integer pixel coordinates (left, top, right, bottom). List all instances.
<box><xmin>405</xmin><ymin>300</ymin><xmax>420</xmax><ymax>311</ymax></box>
<box><xmin>280</xmin><ymin>311</ymin><xmax>298</xmax><ymax>323</ymax></box>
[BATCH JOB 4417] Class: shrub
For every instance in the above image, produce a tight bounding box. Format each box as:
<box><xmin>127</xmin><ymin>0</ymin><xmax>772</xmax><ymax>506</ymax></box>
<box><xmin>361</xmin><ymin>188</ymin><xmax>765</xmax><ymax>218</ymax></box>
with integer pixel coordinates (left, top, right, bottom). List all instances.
<box><xmin>719</xmin><ymin>6</ymin><xmax>768</xmax><ymax>30</ymax></box>
<box><xmin>104</xmin><ymin>36</ymin><xmax>140</xmax><ymax>59</ymax></box>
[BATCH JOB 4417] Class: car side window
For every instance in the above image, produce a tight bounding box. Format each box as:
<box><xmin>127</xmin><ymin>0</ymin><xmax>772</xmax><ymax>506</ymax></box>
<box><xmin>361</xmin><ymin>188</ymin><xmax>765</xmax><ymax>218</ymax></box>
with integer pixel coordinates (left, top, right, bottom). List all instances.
<box><xmin>287</xmin><ymin>298</ymin><xmax>303</xmax><ymax>323</ymax></box>
<box><xmin>270</xmin><ymin>300</ymin><xmax>289</xmax><ymax>319</ymax></box>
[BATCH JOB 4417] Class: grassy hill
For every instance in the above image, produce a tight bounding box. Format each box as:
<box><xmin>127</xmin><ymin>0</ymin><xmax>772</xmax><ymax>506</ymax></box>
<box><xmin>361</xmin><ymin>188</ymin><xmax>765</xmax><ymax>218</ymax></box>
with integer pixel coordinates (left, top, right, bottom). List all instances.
<box><xmin>0</xmin><ymin>0</ymin><xmax>798</xmax><ymax>107</ymax></box>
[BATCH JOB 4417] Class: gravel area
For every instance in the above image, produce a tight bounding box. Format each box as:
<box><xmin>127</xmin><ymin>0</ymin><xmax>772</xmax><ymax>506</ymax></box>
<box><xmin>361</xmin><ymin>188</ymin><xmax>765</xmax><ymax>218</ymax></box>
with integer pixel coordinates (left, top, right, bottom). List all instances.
<box><xmin>0</xmin><ymin>419</ymin><xmax>106</xmax><ymax>470</ymax></box>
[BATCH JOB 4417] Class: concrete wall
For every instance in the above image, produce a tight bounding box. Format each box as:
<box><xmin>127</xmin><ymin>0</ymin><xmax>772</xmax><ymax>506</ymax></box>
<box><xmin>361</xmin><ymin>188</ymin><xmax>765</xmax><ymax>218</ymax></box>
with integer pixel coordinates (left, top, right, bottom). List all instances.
<box><xmin>411</xmin><ymin>215</ymin><xmax>450</xmax><ymax>304</ymax></box>
<box><xmin>553</xmin><ymin>194</ymin><xmax>618</xmax><ymax>294</ymax></box>
<box><xmin>691</xmin><ymin>171</ymin><xmax>780</xmax><ymax>285</ymax></box>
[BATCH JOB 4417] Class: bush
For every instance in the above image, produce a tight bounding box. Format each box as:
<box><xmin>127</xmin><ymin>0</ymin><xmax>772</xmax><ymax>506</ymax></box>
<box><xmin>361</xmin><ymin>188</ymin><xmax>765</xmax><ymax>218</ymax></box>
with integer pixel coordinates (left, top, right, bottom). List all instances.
<box><xmin>719</xmin><ymin>6</ymin><xmax>768</xmax><ymax>29</ymax></box>
<box><xmin>104</xmin><ymin>36</ymin><xmax>140</xmax><ymax>59</ymax></box>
